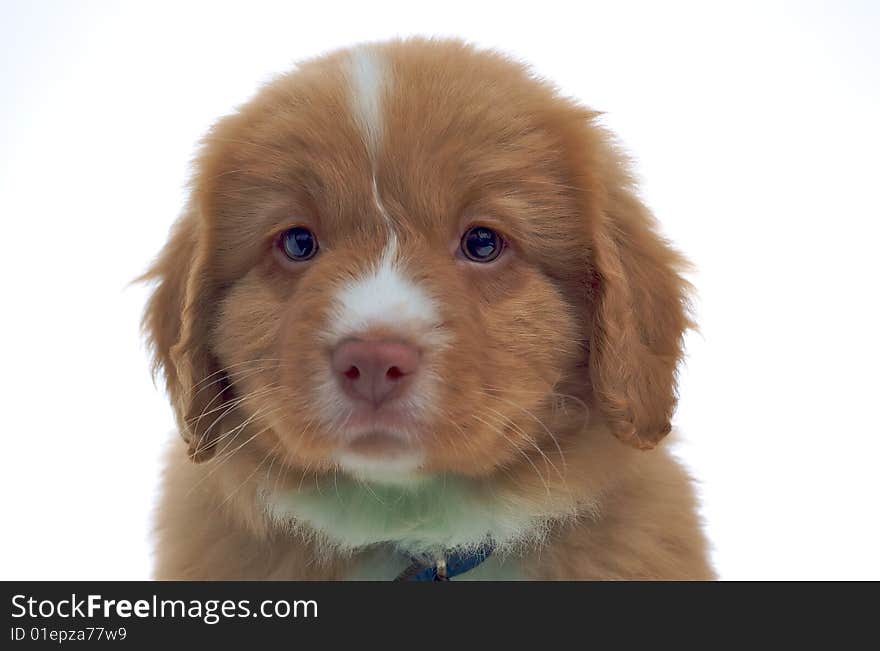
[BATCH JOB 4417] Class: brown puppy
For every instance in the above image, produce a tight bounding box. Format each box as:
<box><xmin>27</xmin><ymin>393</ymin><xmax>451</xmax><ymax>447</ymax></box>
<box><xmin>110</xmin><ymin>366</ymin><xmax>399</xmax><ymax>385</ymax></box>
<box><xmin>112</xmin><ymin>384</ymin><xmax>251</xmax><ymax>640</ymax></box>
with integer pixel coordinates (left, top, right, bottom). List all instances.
<box><xmin>143</xmin><ymin>39</ymin><xmax>713</xmax><ymax>580</ymax></box>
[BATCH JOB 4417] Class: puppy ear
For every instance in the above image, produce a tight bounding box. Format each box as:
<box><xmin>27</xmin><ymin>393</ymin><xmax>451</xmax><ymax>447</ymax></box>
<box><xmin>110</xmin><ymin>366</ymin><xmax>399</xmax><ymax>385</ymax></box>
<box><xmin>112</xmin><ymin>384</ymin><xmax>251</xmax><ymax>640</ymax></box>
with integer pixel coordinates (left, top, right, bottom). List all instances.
<box><xmin>586</xmin><ymin>161</ymin><xmax>693</xmax><ymax>450</ymax></box>
<box><xmin>141</xmin><ymin>204</ymin><xmax>227</xmax><ymax>462</ymax></box>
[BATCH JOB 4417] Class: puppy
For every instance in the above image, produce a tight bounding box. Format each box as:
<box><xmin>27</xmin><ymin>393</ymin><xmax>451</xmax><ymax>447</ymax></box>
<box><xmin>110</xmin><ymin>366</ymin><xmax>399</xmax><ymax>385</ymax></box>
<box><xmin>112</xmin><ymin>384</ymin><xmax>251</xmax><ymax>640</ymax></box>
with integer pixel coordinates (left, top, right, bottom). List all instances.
<box><xmin>143</xmin><ymin>39</ymin><xmax>714</xmax><ymax>580</ymax></box>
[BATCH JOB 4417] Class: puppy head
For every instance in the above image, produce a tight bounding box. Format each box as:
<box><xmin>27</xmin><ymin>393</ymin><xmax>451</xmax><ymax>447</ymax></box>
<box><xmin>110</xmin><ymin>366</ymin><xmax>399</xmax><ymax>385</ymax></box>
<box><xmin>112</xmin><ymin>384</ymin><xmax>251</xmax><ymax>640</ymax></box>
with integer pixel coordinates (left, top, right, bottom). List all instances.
<box><xmin>143</xmin><ymin>40</ymin><xmax>691</xmax><ymax>481</ymax></box>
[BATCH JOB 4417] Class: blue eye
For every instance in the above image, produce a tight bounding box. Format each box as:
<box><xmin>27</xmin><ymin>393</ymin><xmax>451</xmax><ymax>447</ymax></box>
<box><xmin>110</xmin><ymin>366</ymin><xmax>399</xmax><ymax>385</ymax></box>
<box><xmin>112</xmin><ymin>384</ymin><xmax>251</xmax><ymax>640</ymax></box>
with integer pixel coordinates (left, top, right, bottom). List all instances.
<box><xmin>461</xmin><ymin>226</ymin><xmax>504</xmax><ymax>262</ymax></box>
<box><xmin>279</xmin><ymin>226</ymin><xmax>318</xmax><ymax>261</ymax></box>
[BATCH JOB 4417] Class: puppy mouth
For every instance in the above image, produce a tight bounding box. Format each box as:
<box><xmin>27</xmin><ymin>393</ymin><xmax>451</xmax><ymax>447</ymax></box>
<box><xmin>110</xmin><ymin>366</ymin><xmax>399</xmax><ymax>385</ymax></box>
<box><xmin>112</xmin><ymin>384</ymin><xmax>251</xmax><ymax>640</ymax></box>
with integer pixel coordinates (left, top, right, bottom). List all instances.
<box><xmin>334</xmin><ymin>403</ymin><xmax>422</xmax><ymax>446</ymax></box>
<box><xmin>339</xmin><ymin>403</ymin><xmax>419</xmax><ymax>430</ymax></box>
<box><xmin>333</xmin><ymin>406</ymin><xmax>423</xmax><ymax>463</ymax></box>
<box><xmin>332</xmin><ymin>423</ymin><xmax>426</xmax><ymax>481</ymax></box>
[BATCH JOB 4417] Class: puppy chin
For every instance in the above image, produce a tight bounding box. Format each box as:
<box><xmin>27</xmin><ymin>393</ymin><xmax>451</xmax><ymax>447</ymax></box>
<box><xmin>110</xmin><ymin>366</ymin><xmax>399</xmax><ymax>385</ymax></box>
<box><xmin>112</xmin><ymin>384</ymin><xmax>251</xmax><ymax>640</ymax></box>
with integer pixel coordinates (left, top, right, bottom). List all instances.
<box><xmin>333</xmin><ymin>435</ymin><xmax>427</xmax><ymax>486</ymax></box>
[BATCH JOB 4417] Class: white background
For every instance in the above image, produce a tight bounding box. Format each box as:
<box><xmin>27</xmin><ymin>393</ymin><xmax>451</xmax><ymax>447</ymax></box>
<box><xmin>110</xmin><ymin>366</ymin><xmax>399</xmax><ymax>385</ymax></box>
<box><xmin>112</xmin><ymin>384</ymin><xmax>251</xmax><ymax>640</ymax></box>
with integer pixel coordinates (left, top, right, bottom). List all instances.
<box><xmin>2</xmin><ymin>1</ymin><xmax>878</xmax><ymax>580</ymax></box>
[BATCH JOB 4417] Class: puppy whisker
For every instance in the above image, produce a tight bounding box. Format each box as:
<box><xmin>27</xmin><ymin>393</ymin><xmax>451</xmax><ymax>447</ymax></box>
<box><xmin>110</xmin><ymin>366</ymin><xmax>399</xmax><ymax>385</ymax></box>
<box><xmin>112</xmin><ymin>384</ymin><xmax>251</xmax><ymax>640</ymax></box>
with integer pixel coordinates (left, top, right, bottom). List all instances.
<box><xmin>469</xmin><ymin>413</ymin><xmax>552</xmax><ymax>499</ymax></box>
<box><xmin>481</xmin><ymin>403</ymin><xmax>567</xmax><ymax>482</ymax></box>
<box><xmin>479</xmin><ymin>387</ymin><xmax>576</xmax><ymax>473</ymax></box>
<box><xmin>216</xmin><ymin>436</ymin><xmax>284</xmax><ymax>511</ymax></box>
<box><xmin>189</xmin><ymin>406</ymin><xmax>287</xmax><ymax>494</ymax></box>
<box><xmin>190</xmin><ymin>383</ymin><xmax>283</xmax><ymax>426</ymax></box>
<box><xmin>190</xmin><ymin>385</ymin><xmax>284</xmax><ymax>457</ymax></box>
<box><xmin>205</xmin><ymin>395</ymin><xmax>284</xmax><ymax>459</ymax></box>
<box><xmin>190</xmin><ymin>358</ymin><xmax>286</xmax><ymax>391</ymax></box>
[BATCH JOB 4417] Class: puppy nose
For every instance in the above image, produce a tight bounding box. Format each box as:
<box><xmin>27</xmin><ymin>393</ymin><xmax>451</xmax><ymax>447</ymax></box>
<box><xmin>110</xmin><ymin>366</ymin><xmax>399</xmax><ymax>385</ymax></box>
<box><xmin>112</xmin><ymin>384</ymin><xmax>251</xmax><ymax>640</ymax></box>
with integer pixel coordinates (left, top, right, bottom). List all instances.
<box><xmin>331</xmin><ymin>340</ymin><xmax>420</xmax><ymax>406</ymax></box>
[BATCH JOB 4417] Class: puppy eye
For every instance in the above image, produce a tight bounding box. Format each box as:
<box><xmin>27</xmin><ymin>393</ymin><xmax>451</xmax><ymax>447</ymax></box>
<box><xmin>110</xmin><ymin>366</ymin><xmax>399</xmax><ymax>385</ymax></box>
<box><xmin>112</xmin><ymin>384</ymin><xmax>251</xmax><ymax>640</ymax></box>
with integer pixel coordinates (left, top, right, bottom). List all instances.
<box><xmin>460</xmin><ymin>226</ymin><xmax>504</xmax><ymax>263</ymax></box>
<box><xmin>279</xmin><ymin>226</ymin><xmax>318</xmax><ymax>261</ymax></box>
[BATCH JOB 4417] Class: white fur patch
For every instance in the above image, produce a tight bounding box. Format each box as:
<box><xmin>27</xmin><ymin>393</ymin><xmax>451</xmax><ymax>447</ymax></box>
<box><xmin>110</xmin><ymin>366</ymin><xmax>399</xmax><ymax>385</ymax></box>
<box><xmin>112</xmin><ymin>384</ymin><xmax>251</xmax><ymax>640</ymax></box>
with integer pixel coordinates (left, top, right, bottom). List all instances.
<box><xmin>347</xmin><ymin>45</ymin><xmax>387</xmax><ymax>158</ymax></box>
<box><xmin>346</xmin><ymin>46</ymin><xmax>394</xmax><ymax>229</ymax></box>
<box><xmin>332</xmin><ymin>449</ymin><xmax>426</xmax><ymax>485</ymax></box>
<box><xmin>327</xmin><ymin>237</ymin><xmax>444</xmax><ymax>345</ymax></box>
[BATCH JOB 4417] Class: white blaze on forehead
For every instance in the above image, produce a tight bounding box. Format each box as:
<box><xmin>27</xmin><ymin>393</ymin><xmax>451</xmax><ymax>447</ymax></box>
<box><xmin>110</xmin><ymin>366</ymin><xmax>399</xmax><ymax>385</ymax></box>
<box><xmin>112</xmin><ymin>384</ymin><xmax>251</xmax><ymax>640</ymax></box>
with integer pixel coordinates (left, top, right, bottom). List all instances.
<box><xmin>329</xmin><ymin>237</ymin><xmax>442</xmax><ymax>343</ymax></box>
<box><xmin>346</xmin><ymin>45</ymin><xmax>394</xmax><ymax>228</ymax></box>
<box><xmin>347</xmin><ymin>45</ymin><xmax>388</xmax><ymax>158</ymax></box>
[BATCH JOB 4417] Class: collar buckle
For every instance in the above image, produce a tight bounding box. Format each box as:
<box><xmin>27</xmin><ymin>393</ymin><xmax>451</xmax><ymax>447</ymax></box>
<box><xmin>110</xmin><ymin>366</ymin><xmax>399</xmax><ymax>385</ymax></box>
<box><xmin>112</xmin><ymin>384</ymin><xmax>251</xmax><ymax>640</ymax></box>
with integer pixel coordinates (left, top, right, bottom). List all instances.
<box><xmin>394</xmin><ymin>541</ymin><xmax>495</xmax><ymax>582</ymax></box>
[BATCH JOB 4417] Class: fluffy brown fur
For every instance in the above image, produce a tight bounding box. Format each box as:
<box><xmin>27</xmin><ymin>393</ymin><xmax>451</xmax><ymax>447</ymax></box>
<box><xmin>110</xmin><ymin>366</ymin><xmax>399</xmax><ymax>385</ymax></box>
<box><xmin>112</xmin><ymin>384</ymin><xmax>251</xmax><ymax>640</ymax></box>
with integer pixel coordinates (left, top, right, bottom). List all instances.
<box><xmin>143</xmin><ymin>39</ymin><xmax>713</xmax><ymax>580</ymax></box>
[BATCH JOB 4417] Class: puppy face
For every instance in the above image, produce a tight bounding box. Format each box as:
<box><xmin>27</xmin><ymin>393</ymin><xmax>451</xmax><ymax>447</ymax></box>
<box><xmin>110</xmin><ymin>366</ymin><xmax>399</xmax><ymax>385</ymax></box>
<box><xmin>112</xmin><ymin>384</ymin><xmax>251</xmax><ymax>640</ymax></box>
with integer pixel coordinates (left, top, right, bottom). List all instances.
<box><xmin>144</xmin><ymin>40</ymin><xmax>690</xmax><ymax>484</ymax></box>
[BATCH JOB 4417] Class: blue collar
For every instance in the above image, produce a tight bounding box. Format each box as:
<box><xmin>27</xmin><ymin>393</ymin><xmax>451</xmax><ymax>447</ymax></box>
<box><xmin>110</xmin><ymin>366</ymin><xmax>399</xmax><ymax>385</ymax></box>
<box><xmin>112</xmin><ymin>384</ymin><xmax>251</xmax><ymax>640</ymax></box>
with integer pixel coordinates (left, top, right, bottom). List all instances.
<box><xmin>394</xmin><ymin>543</ymin><xmax>495</xmax><ymax>581</ymax></box>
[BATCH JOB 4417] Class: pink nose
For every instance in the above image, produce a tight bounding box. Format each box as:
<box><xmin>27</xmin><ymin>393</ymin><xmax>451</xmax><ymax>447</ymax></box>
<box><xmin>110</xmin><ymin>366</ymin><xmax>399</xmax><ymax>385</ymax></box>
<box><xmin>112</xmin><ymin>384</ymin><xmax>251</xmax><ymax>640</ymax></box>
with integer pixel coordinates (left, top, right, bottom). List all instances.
<box><xmin>331</xmin><ymin>340</ymin><xmax>420</xmax><ymax>406</ymax></box>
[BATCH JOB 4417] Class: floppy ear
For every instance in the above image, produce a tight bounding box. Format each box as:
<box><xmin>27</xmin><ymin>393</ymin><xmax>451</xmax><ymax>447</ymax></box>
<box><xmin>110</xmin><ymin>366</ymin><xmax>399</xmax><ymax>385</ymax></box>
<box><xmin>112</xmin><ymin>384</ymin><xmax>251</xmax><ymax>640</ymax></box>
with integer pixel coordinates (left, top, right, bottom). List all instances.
<box><xmin>141</xmin><ymin>203</ymin><xmax>229</xmax><ymax>462</ymax></box>
<box><xmin>586</xmin><ymin>162</ymin><xmax>693</xmax><ymax>450</ymax></box>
